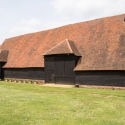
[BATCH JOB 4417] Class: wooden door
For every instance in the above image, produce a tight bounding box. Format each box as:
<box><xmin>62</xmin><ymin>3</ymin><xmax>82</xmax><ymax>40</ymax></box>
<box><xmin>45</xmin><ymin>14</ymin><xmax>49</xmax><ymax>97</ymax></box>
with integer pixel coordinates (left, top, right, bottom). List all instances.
<box><xmin>54</xmin><ymin>55</ymin><xmax>75</xmax><ymax>84</ymax></box>
<box><xmin>45</xmin><ymin>56</ymin><xmax>55</xmax><ymax>83</ymax></box>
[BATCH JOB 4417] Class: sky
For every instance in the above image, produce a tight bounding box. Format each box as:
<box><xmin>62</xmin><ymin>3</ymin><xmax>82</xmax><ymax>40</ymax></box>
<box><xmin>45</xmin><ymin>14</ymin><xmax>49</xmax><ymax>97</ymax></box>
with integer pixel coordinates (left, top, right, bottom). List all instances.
<box><xmin>0</xmin><ymin>0</ymin><xmax>125</xmax><ymax>44</ymax></box>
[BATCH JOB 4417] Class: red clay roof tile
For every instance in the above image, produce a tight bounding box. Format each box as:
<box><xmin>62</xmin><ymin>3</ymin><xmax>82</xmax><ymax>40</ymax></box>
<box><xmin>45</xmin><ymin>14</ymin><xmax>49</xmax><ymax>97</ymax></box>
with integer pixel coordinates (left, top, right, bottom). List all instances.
<box><xmin>0</xmin><ymin>50</ymin><xmax>9</xmax><ymax>62</ymax></box>
<box><xmin>43</xmin><ymin>39</ymin><xmax>81</xmax><ymax>56</ymax></box>
<box><xmin>1</xmin><ymin>14</ymin><xmax>125</xmax><ymax>70</ymax></box>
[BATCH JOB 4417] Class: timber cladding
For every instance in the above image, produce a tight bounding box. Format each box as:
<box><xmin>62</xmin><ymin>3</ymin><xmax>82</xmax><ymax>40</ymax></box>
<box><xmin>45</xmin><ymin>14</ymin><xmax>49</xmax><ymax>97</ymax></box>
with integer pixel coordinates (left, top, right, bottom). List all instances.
<box><xmin>4</xmin><ymin>68</ymin><xmax>45</xmax><ymax>80</ymax></box>
<box><xmin>76</xmin><ymin>71</ymin><xmax>125</xmax><ymax>87</ymax></box>
<box><xmin>44</xmin><ymin>54</ymin><xmax>76</xmax><ymax>84</ymax></box>
<box><xmin>0</xmin><ymin>62</ymin><xmax>6</xmax><ymax>80</ymax></box>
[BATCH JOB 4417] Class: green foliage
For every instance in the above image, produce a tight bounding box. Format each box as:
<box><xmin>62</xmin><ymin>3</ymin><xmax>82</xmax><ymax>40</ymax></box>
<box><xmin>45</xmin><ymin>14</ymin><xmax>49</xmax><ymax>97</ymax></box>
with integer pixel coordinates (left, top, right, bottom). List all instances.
<box><xmin>0</xmin><ymin>81</ymin><xmax>125</xmax><ymax>125</ymax></box>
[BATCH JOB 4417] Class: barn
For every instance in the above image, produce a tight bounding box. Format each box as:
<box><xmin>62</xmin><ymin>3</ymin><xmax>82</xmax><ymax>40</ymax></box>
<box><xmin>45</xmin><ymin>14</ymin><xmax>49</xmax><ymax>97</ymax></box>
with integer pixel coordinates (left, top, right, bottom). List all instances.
<box><xmin>0</xmin><ymin>14</ymin><xmax>125</xmax><ymax>86</ymax></box>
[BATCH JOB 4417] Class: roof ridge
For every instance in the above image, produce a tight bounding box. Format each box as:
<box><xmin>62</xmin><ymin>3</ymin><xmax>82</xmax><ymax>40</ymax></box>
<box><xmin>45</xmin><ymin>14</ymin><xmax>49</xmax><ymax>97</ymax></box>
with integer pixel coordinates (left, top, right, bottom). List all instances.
<box><xmin>66</xmin><ymin>39</ymin><xmax>73</xmax><ymax>53</ymax></box>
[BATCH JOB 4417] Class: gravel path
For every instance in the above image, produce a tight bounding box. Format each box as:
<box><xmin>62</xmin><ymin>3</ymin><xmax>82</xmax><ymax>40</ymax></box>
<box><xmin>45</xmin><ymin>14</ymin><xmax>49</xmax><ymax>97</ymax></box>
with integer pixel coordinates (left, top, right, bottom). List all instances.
<box><xmin>41</xmin><ymin>83</ymin><xmax>74</xmax><ymax>88</ymax></box>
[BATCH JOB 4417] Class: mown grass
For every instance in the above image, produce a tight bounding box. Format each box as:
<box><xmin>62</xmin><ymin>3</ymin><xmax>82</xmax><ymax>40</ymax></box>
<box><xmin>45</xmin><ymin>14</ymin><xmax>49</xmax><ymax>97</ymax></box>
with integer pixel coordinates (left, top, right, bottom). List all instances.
<box><xmin>0</xmin><ymin>81</ymin><xmax>125</xmax><ymax>125</ymax></box>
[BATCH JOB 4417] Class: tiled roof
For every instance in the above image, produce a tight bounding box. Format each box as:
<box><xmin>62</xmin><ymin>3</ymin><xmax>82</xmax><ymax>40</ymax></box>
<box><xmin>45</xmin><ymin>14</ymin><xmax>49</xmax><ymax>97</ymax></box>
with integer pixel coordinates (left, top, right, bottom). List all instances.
<box><xmin>1</xmin><ymin>14</ymin><xmax>125</xmax><ymax>70</ymax></box>
<box><xmin>0</xmin><ymin>50</ymin><xmax>9</xmax><ymax>62</ymax></box>
<box><xmin>43</xmin><ymin>39</ymin><xmax>81</xmax><ymax>56</ymax></box>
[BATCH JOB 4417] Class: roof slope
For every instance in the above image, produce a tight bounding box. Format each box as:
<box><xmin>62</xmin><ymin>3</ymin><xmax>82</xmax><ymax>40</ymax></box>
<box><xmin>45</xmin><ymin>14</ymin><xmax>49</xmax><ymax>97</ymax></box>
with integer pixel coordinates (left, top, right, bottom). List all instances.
<box><xmin>1</xmin><ymin>14</ymin><xmax>125</xmax><ymax>70</ymax></box>
<box><xmin>0</xmin><ymin>50</ymin><xmax>9</xmax><ymax>62</ymax></box>
<box><xmin>43</xmin><ymin>39</ymin><xmax>81</xmax><ymax>56</ymax></box>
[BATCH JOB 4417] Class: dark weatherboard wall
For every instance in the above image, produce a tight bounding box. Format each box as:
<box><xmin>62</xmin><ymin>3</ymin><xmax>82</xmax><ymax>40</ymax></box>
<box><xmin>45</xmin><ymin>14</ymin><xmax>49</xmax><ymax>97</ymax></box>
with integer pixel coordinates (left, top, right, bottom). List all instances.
<box><xmin>0</xmin><ymin>62</ymin><xmax>6</xmax><ymax>80</ymax></box>
<box><xmin>76</xmin><ymin>71</ymin><xmax>125</xmax><ymax>87</ymax></box>
<box><xmin>44</xmin><ymin>54</ymin><xmax>78</xmax><ymax>84</ymax></box>
<box><xmin>4</xmin><ymin>68</ymin><xmax>45</xmax><ymax>80</ymax></box>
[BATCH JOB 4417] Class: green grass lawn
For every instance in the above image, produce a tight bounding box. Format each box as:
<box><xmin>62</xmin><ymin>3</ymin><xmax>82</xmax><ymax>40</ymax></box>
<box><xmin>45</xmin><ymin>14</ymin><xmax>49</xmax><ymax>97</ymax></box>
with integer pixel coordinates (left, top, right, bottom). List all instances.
<box><xmin>0</xmin><ymin>81</ymin><xmax>125</xmax><ymax>125</ymax></box>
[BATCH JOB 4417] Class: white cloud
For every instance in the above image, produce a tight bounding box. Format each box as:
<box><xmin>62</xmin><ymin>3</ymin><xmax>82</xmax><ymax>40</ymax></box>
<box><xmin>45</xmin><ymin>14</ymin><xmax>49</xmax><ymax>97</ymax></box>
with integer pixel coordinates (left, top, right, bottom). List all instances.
<box><xmin>52</xmin><ymin>0</ymin><xmax>125</xmax><ymax>21</ymax></box>
<box><xmin>6</xmin><ymin>0</ymin><xmax>125</xmax><ymax>41</ymax></box>
<box><xmin>9</xmin><ymin>18</ymin><xmax>69</xmax><ymax>37</ymax></box>
<box><xmin>9</xmin><ymin>18</ymin><xmax>43</xmax><ymax>36</ymax></box>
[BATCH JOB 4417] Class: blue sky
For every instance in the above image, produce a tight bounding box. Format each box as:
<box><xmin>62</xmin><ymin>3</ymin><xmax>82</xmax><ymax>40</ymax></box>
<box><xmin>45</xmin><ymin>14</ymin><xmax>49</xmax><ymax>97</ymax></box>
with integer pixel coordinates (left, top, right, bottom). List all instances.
<box><xmin>0</xmin><ymin>0</ymin><xmax>125</xmax><ymax>44</ymax></box>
